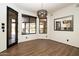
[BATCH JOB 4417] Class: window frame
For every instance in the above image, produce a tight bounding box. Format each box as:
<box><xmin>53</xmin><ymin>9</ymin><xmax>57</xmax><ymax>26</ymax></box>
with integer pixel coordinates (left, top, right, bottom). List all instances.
<box><xmin>22</xmin><ymin>14</ymin><xmax>37</xmax><ymax>35</ymax></box>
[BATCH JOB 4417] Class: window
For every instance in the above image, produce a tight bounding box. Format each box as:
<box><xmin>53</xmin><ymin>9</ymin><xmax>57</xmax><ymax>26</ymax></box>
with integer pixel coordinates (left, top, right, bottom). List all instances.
<box><xmin>22</xmin><ymin>14</ymin><xmax>36</xmax><ymax>34</ymax></box>
<box><xmin>39</xmin><ymin>19</ymin><xmax>47</xmax><ymax>34</ymax></box>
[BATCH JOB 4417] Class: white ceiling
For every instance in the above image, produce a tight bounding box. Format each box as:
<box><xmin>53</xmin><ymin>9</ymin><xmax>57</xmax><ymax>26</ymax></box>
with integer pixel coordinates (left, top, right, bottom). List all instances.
<box><xmin>15</xmin><ymin>3</ymin><xmax>73</xmax><ymax>13</ymax></box>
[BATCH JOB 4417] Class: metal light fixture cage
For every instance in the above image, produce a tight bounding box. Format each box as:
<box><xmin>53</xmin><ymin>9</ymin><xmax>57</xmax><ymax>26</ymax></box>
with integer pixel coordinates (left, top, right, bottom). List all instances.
<box><xmin>37</xmin><ymin>9</ymin><xmax>48</xmax><ymax>19</ymax></box>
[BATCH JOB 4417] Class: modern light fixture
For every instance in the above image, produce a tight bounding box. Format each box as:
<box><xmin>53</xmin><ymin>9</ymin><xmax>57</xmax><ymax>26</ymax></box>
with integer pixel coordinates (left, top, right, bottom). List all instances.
<box><xmin>37</xmin><ymin>4</ymin><xmax>48</xmax><ymax>19</ymax></box>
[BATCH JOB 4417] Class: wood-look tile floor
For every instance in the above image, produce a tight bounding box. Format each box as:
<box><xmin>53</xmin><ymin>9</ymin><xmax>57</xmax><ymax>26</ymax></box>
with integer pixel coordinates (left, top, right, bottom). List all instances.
<box><xmin>0</xmin><ymin>39</ymin><xmax>79</xmax><ymax>56</ymax></box>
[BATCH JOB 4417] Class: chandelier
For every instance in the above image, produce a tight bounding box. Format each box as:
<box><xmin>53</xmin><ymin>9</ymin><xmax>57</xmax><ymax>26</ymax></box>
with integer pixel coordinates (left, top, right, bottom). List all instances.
<box><xmin>37</xmin><ymin>4</ymin><xmax>48</xmax><ymax>19</ymax></box>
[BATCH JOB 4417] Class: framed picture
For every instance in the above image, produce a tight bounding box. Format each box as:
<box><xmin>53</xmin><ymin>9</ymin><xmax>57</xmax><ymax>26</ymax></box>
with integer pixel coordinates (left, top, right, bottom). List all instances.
<box><xmin>54</xmin><ymin>15</ymin><xmax>73</xmax><ymax>31</ymax></box>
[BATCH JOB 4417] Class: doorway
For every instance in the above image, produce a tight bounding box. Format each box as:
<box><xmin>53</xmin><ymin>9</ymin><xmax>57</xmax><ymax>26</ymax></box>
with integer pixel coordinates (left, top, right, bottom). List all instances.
<box><xmin>7</xmin><ymin>7</ymin><xmax>18</xmax><ymax>48</ymax></box>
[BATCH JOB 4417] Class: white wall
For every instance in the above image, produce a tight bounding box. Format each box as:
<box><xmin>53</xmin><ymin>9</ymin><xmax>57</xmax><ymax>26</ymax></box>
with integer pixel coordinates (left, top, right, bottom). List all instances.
<box><xmin>0</xmin><ymin>4</ymin><xmax>6</xmax><ymax>52</ymax></box>
<box><xmin>49</xmin><ymin>4</ymin><xmax>79</xmax><ymax>48</ymax></box>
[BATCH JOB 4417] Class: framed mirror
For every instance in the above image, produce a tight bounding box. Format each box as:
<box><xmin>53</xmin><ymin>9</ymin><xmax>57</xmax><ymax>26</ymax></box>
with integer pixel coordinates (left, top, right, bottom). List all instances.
<box><xmin>54</xmin><ymin>15</ymin><xmax>73</xmax><ymax>31</ymax></box>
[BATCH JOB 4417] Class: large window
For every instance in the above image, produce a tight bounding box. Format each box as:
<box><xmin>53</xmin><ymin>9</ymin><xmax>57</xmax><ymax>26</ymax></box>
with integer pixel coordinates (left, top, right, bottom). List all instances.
<box><xmin>39</xmin><ymin>19</ymin><xmax>47</xmax><ymax>34</ymax></box>
<box><xmin>22</xmin><ymin>14</ymin><xmax>36</xmax><ymax>34</ymax></box>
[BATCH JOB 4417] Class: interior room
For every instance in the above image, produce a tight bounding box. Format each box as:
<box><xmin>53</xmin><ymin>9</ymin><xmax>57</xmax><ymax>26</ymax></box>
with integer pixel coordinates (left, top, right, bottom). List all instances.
<box><xmin>0</xmin><ymin>3</ymin><xmax>79</xmax><ymax>56</ymax></box>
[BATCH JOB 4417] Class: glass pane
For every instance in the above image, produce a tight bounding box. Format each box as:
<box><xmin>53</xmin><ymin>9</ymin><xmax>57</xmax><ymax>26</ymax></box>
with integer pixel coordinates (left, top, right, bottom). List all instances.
<box><xmin>26</xmin><ymin>23</ymin><xmax>29</xmax><ymax>33</ymax></box>
<box><xmin>40</xmin><ymin>19</ymin><xmax>46</xmax><ymax>21</ymax></box>
<box><xmin>40</xmin><ymin>28</ymin><xmax>43</xmax><ymax>33</ymax></box>
<box><xmin>30</xmin><ymin>23</ymin><xmax>35</xmax><ymax>33</ymax></box>
<box><xmin>12</xmin><ymin>23</ymin><xmax>15</xmax><ymax>35</ymax></box>
<box><xmin>22</xmin><ymin>23</ymin><xmax>25</xmax><ymax>29</ymax></box>
<box><xmin>22</xmin><ymin>23</ymin><xmax>26</xmax><ymax>34</ymax></box>
<box><xmin>12</xmin><ymin>19</ymin><xmax>16</xmax><ymax>22</ymax></box>
<box><xmin>30</xmin><ymin>18</ymin><xmax>36</xmax><ymax>23</ymax></box>
<box><xmin>30</xmin><ymin>17</ymin><xmax>36</xmax><ymax>33</ymax></box>
<box><xmin>22</xmin><ymin>16</ymin><xmax>29</xmax><ymax>23</ymax></box>
<box><xmin>40</xmin><ymin>22</ymin><xmax>44</xmax><ymax>28</ymax></box>
<box><xmin>40</xmin><ymin>19</ymin><xmax>47</xmax><ymax>33</ymax></box>
<box><xmin>9</xmin><ymin>22</ymin><xmax>16</xmax><ymax>45</ymax></box>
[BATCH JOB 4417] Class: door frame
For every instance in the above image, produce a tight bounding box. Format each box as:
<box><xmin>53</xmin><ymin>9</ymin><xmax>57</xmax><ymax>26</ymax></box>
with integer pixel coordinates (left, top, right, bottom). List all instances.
<box><xmin>7</xmin><ymin>6</ymin><xmax>18</xmax><ymax>48</ymax></box>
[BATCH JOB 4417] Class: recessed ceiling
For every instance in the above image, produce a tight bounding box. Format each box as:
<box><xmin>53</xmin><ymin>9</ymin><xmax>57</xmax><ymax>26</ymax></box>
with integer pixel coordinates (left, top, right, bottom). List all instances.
<box><xmin>15</xmin><ymin>3</ymin><xmax>73</xmax><ymax>13</ymax></box>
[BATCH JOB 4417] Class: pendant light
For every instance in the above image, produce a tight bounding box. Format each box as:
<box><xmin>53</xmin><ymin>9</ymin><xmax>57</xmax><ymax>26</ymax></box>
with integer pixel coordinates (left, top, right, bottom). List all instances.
<box><xmin>37</xmin><ymin>3</ymin><xmax>48</xmax><ymax>19</ymax></box>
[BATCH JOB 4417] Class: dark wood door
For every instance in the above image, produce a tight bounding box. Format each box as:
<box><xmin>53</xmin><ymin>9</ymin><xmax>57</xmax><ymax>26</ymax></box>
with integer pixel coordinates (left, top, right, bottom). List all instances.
<box><xmin>7</xmin><ymin>7</ymin><xmax>18</xmax><ymax>48</ymax></box>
